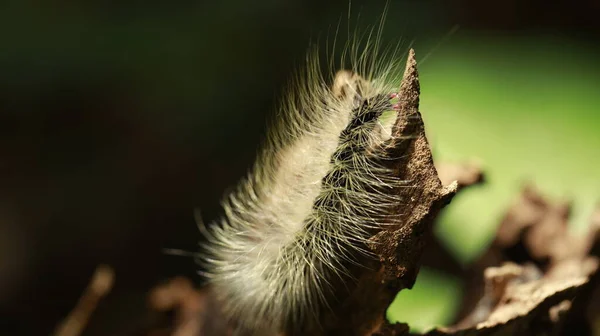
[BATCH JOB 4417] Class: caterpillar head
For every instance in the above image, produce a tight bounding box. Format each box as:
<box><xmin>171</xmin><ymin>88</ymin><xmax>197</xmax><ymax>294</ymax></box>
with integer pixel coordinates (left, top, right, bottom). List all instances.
<box><xmin>332</xmin><ymin>70</ymin><xmax>371</xmax><ymax>102</ymax></box>
<box><xmin>332</xmin><ymin>70</ymin><xmax>399</xmax><ymax>145</ymax></box>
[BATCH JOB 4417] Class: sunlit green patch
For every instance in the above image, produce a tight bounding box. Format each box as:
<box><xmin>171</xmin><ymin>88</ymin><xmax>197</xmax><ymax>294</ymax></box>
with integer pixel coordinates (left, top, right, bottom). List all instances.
<box><xmin>387</xmin><ymin>267</ymin><xmax>462</xmax><ymax>333</ymax></box>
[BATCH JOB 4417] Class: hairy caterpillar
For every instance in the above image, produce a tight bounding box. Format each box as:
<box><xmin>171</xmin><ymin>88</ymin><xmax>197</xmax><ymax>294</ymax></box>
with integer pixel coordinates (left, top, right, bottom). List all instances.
<box><xmin>198</xmin><ymin>15</ymin><xmax>412</xmax><ymax>336</ymax></box>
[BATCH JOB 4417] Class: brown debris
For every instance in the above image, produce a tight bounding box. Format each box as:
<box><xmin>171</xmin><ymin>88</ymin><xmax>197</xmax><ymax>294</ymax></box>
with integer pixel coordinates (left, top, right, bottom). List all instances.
<box><xmin>424</xmin><ymin>258</ymin><xmax>597</xmax><ymax>336</ymax></box>
<box><xmin>494</xmin><ymin>184</ymin><xmax>550</xmax><ymax>250</ymax></box>
<box><xmin>436</xmin><ymin>162</ymin><xmax>484</xmax><ymax>190</ymax></box>
<box><xmin>420</xmin><ymin>186</ymin><xmax>600</xmax><ymax>336</ymax></box>
<box><xmin>146</xmin><ymin>277</ymin><xmax>205</xmax><ymax>336</ymax></box>
<box><xmin>499</xmin><ymin>184</ymin><xmax>600</xmax><ymax>266</ymax></box>
<box><xmin>141</xmin><ymin>279</ymin><xmax>232</xmax><ymax>336</ymax></box>
<box><xmin>53</xmin><ymin>269</ymin><xmax>229</xmax><ymax>336</ymax></box>
<box><xmin>52</xmin><ymin>265</ymin><xmax>115</xmax><ymax>336</ymax></box>
<box><xmin>490</xmin><ymin>184</ymin><xmax>600</xmax><ymax>266</ymax></box>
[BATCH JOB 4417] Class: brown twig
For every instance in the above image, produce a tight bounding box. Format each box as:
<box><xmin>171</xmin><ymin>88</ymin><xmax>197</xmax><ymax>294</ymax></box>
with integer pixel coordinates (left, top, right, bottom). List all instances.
<box><xmin>53</xmin><ymin>265</ymin><xmax>115</xmax><ymax>336</ymax></box>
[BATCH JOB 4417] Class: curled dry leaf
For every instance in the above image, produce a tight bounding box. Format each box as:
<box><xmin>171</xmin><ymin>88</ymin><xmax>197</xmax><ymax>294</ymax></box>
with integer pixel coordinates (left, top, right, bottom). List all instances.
<box><xmin>423</xmin><ymin>258</ymin><xmax>597</xmax><ymax>336</ymax></box>
<box><xmin>419</xmin><ymin>186</ymin><xmax>600</xmax><ymax>336</ymax></box>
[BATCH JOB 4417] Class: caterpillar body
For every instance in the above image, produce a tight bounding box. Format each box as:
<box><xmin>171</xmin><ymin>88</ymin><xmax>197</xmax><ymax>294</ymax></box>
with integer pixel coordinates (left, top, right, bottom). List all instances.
<box><xmin>199</xmin><ymin>23</ymin><xmax>410</xmax><ymax>335</ymax></box>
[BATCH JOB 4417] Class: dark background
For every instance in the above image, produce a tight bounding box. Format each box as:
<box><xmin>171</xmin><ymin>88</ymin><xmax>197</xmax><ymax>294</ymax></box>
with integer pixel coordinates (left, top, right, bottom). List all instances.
<box><xmin>0</xmin><ymin>0</ymin><xmax>598</xmax><ymax>335</ymax></box>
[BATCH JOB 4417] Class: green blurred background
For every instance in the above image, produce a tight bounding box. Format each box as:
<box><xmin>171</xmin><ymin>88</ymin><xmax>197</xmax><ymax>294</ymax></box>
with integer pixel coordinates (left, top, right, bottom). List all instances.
<box><xmin>0</xmin><ymin>0</ymin><xmax>598</xmax><ymax>334</ymax></box>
